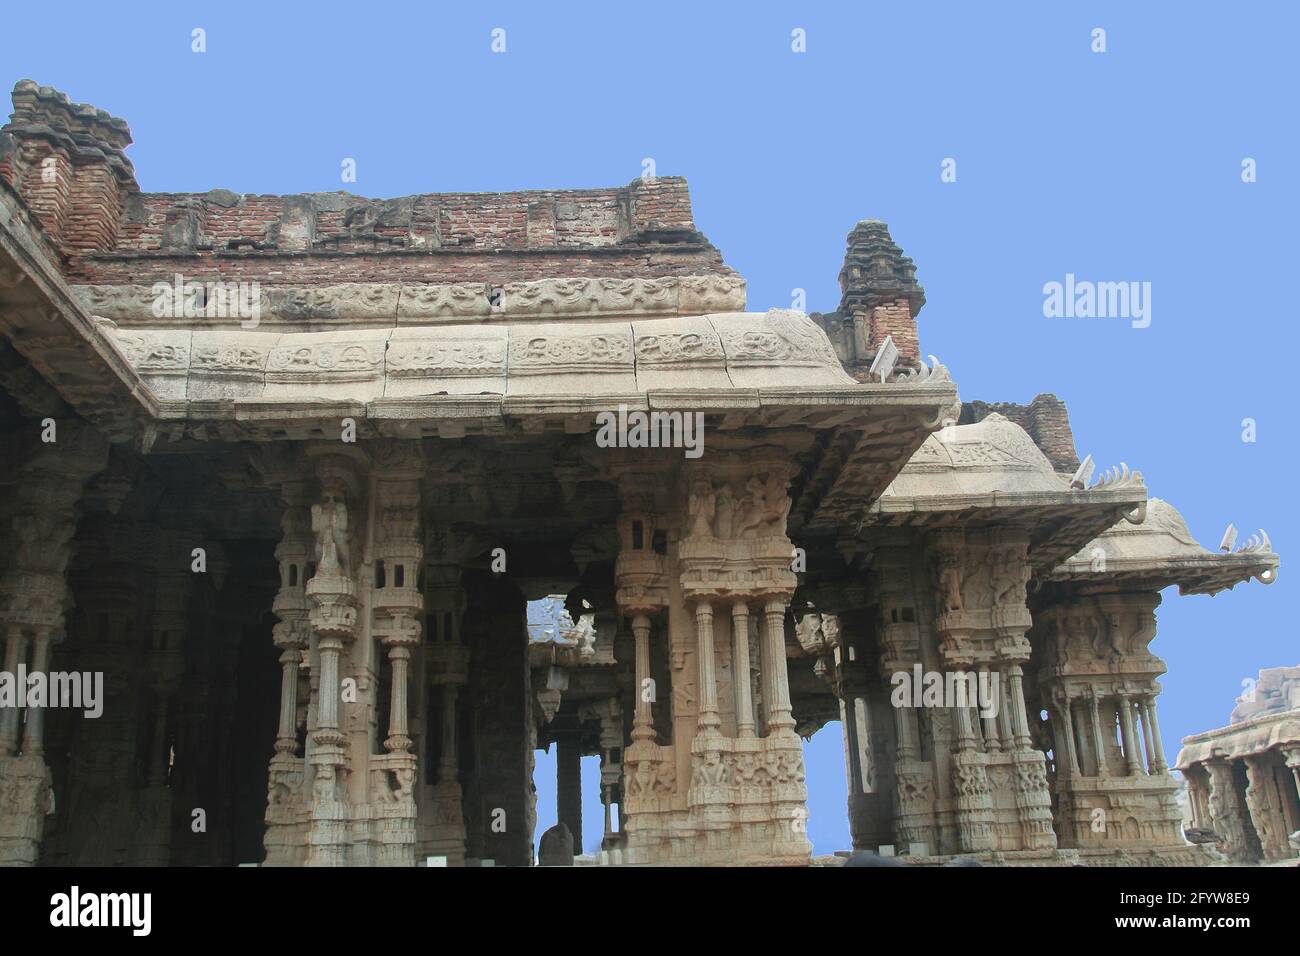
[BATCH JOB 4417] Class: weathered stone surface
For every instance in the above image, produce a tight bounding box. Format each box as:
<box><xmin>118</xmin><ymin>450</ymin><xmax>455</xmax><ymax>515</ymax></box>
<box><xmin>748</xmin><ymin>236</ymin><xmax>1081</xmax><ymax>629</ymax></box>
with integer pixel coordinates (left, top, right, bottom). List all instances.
<box><xmin>1049</xmin><ymin>498</ymin><xmax>1279</xmax><ymax>596</ymax></box>
<box><xmin>537</xmin><ymin>822</ymin><xmax>574</xmax><ymax>865</ymax></box>
<box><xmin>91</xmin><ymin>309</ymin><xmax>863</xmax><ymax>406</ymax></box>
<box><xmin>71</xmin><ymin>274</ymin><xmax>748</xmax><ymax>329</ymax></box>
<box><xmin>1176</xmin><ymin>674</ymin><xmax>1300</xmax><ymax>864</ymax></box>
<box><xmin>0</xmin><ymin>80</ymin><xmax>1283</xmax><ymax>873</ymax></box>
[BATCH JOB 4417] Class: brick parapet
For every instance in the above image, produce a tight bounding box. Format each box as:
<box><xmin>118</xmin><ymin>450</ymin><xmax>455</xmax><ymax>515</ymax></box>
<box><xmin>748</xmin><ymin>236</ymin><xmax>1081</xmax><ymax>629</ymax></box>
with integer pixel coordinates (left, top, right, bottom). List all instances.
<box><xmin>961</xmin><ymin>394</ymin><xmax>1081</xmax><ymax>473</ymax></box>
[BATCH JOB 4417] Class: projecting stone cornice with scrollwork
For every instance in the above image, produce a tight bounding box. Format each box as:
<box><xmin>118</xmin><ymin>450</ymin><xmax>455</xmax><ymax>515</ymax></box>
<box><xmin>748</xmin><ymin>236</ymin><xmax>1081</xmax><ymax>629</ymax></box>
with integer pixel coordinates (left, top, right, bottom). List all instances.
<box><xmin>93</xmin><ymin>308</ymin><xmax>870</xmax><ymax>400</ymax></box>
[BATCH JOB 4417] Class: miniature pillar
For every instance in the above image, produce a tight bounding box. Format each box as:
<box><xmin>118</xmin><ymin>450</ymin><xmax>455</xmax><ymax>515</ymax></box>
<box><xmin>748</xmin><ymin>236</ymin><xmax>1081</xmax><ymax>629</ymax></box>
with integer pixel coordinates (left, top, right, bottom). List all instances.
<box><xmin>695</xmin><ymin>601</ymin><xmax>720</xmax><ymax>733</ymax></box>
<box><xmin>20</xmin><ymin>627</ymin><xmax>53</xmax><ymax>756</ymax></box>
<box><xmin>996</xmin><ymin>680</ymin><xmax>1014</xmax><ymax>751</ymax></box>
<box><xmin>1144</xmin><ymin>697</ymin><xmax>1167</xmax><ymax>771</ymax></box>
<box><xmin>1137</xmin><ymin>700</ymin><xmax>1155</xmax><ymax>774</ymax></box>
<box><xmin>1285</xmin><ymin>750</ymin><xmax>1300</xmax><ymax>804</ymax></box>
<box><xmin>1088</xmin><ymin>692</ymin><xmax>1107</xmax><ymax>777</ymax></box>
<box><xmin>274</xmin><ymin>648</ymin><xmax>301</xmax><ymax>755</ymax></box>
<box><xmin>1117</xmin><ymin>694</ymin><xmax>1141</xmax><ymax>776</ymax></box>
<box><xmin>439</xmin><ymin>685</ymin><xmax>459</xmax><ymax>780</ymax></box>
<box><xmin>953</xmin><ymin>694</ymin><xmax>976</xmax><ymax>751</ymax></box>
<box><xmin>1006</xmin><ymin>665</ymin><xmax>1031</xmax><ymax>751</ymax></box>
<box><xmin>762</xmin><ymin>600</ymin><xmax>795</xmax><ymax>734</ymax></box>
<box><xmin>979</xmin><ymin>666</ymin><xmax>1001</xmax><ymax>752</ymax></box>
<box><xmin>384</xmin><ymin>644</ymin><xmax>412</xmax><ymax>753</ymax></box>
<box><xmin>0</xmin><ymin>626</ymin><xmax>27</xmax><ymax>755</ymax></box>
<box><xmin>894</xmin><ymin>701</ymin><xmax>917</xmax><ymax>762</ymax></box>
<box><xmin>631</xmin><ymin>614</ymin><xmax>654</xmax><ymax>742</ymax></box>
<box><xmin>731</xmin><ymin>602</ymin><xmax>755</xmax><ymax>737</ymax></box>
<box><xmin>1057</xmin><ymin>698</ymin><xmax>1080</xmax><ymax>774</ymax></box>
<box><xmin>314</xmin><ymin>636</ymin><xmax>345</xmax><ymax>746</ymax></box>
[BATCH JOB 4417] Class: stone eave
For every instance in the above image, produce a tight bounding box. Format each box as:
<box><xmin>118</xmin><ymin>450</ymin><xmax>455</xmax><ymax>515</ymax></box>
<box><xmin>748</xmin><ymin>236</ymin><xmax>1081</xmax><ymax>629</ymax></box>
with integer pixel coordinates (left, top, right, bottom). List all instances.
<box><xmin>1045</xmin><ymin>498</ymin><xmax>1280</xmax><ymax>596</ymax></box>
<box><xmin>1044</xmin><ymin>552</ymin><xmax>1280</xmax><ymax>597</ymax></box>
<box><xmin>868</xmin><ymin>489</ymin><xmax>1144</xmax><ymax>520</ymax></box>
<box><xmin>860</xmin><ymin>489</ymin><xmax>1147</xmax><ymax>570</ymax></box>
<box><xmin>142</xmin><ymin>382</ymin><xmax>957</xmax><ymax>445</ymax></box>
<box><xmin>0</xmin><ymin>179</ymin><xmax>158</xmax><ymax>438</ymax></box>
<box><xmin>1174</xmin><ymin>709</ymin><xmax>1300</xmax><ymax>770</ymax></box>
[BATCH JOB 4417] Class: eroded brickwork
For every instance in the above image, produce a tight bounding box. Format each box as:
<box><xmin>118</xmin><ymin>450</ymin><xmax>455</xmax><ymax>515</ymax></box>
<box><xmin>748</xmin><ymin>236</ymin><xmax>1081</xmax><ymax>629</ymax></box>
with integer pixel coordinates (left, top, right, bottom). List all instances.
<box><xmin>961</xmin><ymin>395</ymin><xmax>1081</xmax><ymax>473</ymax></box>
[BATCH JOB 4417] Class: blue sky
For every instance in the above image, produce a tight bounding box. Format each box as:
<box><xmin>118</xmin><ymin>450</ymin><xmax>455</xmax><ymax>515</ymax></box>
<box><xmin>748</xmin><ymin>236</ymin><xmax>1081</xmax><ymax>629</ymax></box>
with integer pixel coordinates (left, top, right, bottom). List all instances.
<box><xmin>5</xmin><ymin>2</ymin><xmax>1293</xmax><ymax>857</ymax></box>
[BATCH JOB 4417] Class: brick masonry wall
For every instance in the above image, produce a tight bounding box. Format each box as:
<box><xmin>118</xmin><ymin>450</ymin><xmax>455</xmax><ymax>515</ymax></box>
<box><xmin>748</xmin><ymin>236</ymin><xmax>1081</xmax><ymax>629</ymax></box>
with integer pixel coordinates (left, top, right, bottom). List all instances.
<box><xmin>961</xmin><ymin>394</ymin><xmax>1081</xmax><ymax>473</ymax></box>
<box><xmin>63</xmin><ymin>162</ymin><xmax>123</xmax><ymax>251</ymax></box>
<box><xmin>16</xmin><ymin>141</ymin><xmax>71</xmax><ymax>246</ymax></box>
<box><xmin>628</xmin><ymin>176</ymin><xmax>695</xmax><ymax>233</ymax></box>
<box><xmin>59</xmin><ymin>177</ymin><xmax>723</xmax><ymax>286</ymax></box>
<box><xmin>106</xmin><ymin>179</ymin><xmax>694</xmax><ymax>252</ymax></box>
<box><xmin>865</xmin><ymin>299</ymin><xmax>920</xmax><ymax>367</ymax></box>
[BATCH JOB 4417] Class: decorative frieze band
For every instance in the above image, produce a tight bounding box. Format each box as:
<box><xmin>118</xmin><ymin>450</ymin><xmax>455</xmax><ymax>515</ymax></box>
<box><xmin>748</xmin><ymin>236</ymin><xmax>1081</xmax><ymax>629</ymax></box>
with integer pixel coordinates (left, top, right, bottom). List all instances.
<box><xmin>91</xmin><ymin>309</ymin><xmax>874</xmax><ymax>402</ymax></box>
<box><xmin>72</xmin><ymin>274</ymin><xmax>748</xmax><ymax>328</ymax></box>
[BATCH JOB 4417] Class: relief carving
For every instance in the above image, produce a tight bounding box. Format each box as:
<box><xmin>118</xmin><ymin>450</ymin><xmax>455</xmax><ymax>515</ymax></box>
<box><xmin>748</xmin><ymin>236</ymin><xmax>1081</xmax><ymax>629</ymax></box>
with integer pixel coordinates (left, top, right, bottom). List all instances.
<box><xmin>507</xmin><ymin>331</ymin><xmax>630</xmax><ymax>370</ymax></box>
<box><xmin>720</xmin><ymin>309</ymin><xmax>839</xmax><ymax>366</ymax></box>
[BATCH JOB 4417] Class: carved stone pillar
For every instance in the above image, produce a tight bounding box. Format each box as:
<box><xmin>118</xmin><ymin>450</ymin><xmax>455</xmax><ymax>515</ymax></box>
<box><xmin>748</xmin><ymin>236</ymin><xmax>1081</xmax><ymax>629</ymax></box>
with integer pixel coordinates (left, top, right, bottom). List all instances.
<box><xmin>630</xmin><ymin>613</ymin><xmax>655</xmax><ymax>743</ymax></box>
<box><xmin>597</xmin><ymin>698</ymin><xmax>624</xmax><ymax>849</ymax></box>
<box><xmin>1001</xmin><ymin>665</ymin><xmax>1029</xmax><ymax>751</ymax></box>
<box><xmin>303</xmin><ymin>453</ymin><xmax>362</xmax><ymax>867</ymax></box>
<box><xmin>673</xmin><ymin>459</ymin><xmax>807</xmax><ymax>864</ymax></box>
<box><xmin>0</xmin><ymin>625</ymin><xmax>28</xmax><ymax>755</ymax></box>
<box><xmin>1286</xmin><ymin>749</ymin><xmax>1300</xmax><ymax>807</ymax></box>
<box><xmin>264</xmin><ymin>477</ymin><xmax>312</xmax><ymax>866</ymax></box>
<box><xmin>557</xmin><ymin>735</ymin><xmax>583</xmax><ymax>855</ymax></box>
<box><xmin>313</xmin><ymin>637</ymin><xmax>346</xmax><ymax>743</ymax></box>
<box><xmin>1087</xmin><ymin>691</ymin><xmax>1107</xmax><ymax>778</ymax></box>
<box><xmin>731</xmin><ymin>602</ymin><xmax>755</xmax><ymax>738</ymax></box>
<box><xmin>1054</xmin><ymin>691</ymin><xmax>1080</xmax><ymax>776</ymax></box>
<box><xmin>953</xmin><ymin>692</ymin><xmax>977</xmax><ymax>752</ymax></box>
<box><xmin>1118</xmin><ymin>693</ymin><xmax>1142</xmax><ymax>775</ymax></box>
<box><xmin>612</xmin><ymin>470</ymin><xmax>672</xmax><ymax>865</ymax></box>
<box><xmin>694</xmin><ymin>601</ymin><xmax>720</xmax><ymax>735</ymax></box>
<box><xmin>1145</xmin><ymin>697</ymin><xmax>1168</xmax><ymax>772</ymax></box>
<box><xmin>439</xmin><ymin>685</ymin><xmax>459</xmax><ymax>779</ymax></box>
<box><xmin>16</xmin><ymin>627</ymin><xmax>52</xmax><ymax>756</ymax></box>
<box><xmin>274</xmin><ymin>649</ymin><xmax>301</xmax><ymax>753</ymax></box>
<box><xmin>384</xmin><ymin>644</ymin><xmax>414</xmax><ymax>753</ymax></box>
<box><xmin>762</xmin><ymin>600</ymin><xmax>796</xmax><ymax>736</ymax></box>
<box><xmin>990</xmin><ymin>532</ymin><xmax>1054</xmax><ymax>853</ymax></box>
<box><xmin>1243</xmin><ymin>755</ymin><xmax>1288</xmax><ymax>861</ymax></box>
<box><xmin>422</xmin><ymin>652</ymin><xmax>469</xmax><ymax>864</ymax></box>
<box><xmin>868</xmin><ymin>538</ymin><xmax>933</xmax><ymax>853</ymax></box>
<box><xmin>1137</xmin><ymin>699</ymin><xmax>1155</xmax><ymax>773</ymax></box>
<box><xmin>369</xmin><ymin>448</ymin><xmax>425</xmax><ymax>867</ymax></box>
<box><xmin>1206</xmin><ymin>758</ymin><xmax>1255</xmax><ymax>863</ymax></box>
<box><xmin>418</xmin><ymin>523</ymin><xmax>475</xmax><ymax>865</ymax></box>
<box><xmin>950</xmin><ymin>751</ymin><xmax>994</xmax><ymax>853</ymax></box>
<box><xmin>979</xmin><ymin>666</ymin><xmax>1001</xmax><ymax>753</ymax></box>
<box><xmin>0</xmin><ymin>422</ymin><xmax>108</xmax><ymax>867</ymax></box>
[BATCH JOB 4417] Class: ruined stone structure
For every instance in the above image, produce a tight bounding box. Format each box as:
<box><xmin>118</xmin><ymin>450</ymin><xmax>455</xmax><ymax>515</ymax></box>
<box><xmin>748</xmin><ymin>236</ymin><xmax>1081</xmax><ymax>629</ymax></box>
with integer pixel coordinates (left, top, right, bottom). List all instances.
<box><xmin>0</xmin><ymin>81</ymin><xmax>1281</xmax><ymax>866</ymax></box>
<box><xmin>1176</xmin><ymin>667</ymin><xmax>1300</xmax><ymax>864</ymax></box>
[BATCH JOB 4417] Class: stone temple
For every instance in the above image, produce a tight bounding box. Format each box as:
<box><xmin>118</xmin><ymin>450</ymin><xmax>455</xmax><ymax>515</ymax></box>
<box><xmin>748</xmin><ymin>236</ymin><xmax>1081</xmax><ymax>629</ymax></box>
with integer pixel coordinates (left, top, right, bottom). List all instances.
<box><xmin>0</xmin><ymin>80</ymin><xmax>1284</xmax><ymax>867</ymax></box>
<box><xmin>1176</xmin><ymin>667</ymin><xmax>1300</xmax><ymax>864</ymax></box>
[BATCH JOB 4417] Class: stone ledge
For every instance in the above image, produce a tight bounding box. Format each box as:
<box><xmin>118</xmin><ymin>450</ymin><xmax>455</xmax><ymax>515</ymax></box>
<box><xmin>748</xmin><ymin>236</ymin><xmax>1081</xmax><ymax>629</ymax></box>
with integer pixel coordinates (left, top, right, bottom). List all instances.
<box><xmin>72</xmin><ymin>274</ymin><xmax>748</xmax><ymax>329</ymax></box>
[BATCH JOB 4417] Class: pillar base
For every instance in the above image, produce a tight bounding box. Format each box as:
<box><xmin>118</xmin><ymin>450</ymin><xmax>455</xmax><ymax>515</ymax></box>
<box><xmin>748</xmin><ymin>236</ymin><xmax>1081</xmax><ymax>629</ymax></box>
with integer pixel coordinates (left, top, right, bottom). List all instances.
<box><xmin>0</xmin><ymin>754</ymin><xmax>52</xmax><ymax>866</ymax></box>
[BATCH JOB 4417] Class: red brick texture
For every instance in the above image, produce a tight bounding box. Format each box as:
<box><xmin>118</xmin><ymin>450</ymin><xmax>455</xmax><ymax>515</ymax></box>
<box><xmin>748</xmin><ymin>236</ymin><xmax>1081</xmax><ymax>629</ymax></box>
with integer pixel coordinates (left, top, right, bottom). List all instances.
<box><xmin>961</xmin><ymin>394</ymin><xmax>1081</xmax><ymax>473</ymax></box>
<box><xmin>1</xmin><ymin>83</ymin><xmax>729</xmax><ymax>290</ymax></box>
